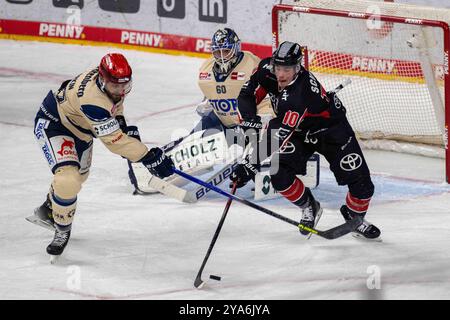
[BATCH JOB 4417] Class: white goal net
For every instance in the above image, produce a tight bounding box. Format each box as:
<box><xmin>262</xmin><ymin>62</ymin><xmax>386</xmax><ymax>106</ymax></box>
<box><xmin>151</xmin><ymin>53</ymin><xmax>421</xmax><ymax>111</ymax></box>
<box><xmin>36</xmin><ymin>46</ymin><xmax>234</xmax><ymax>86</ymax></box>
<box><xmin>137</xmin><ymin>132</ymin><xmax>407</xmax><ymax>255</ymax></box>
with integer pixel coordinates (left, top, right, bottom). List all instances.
<box><xmin>273</xmin><ymin>0</ymin><xmax>450</xmax><ymax>181</ymax></box>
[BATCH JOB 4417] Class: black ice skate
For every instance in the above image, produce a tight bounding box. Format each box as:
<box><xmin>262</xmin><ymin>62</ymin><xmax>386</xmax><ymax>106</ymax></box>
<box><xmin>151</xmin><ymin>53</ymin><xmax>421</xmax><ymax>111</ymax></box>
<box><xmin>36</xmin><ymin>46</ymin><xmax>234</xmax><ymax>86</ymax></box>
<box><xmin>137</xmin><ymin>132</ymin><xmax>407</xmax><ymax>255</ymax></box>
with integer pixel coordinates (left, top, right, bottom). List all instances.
<box><xmin>47</xmin><ymin>229</ymin><xmax>71</xmax><ymax>263</ymax></box>
<box><xmin>299</xmin><ymin>190</ymin><xmax>323</xmax><ymax>238</ymax></box>
<box><xmin>340</xmin><ymin>205</ymin><xmax>381</xmax><ymax>241</ymax></box>
<box><xmin>26</xmin><ymin>195</ymin><xmax>55</xmax><ymax>231</ymax></box>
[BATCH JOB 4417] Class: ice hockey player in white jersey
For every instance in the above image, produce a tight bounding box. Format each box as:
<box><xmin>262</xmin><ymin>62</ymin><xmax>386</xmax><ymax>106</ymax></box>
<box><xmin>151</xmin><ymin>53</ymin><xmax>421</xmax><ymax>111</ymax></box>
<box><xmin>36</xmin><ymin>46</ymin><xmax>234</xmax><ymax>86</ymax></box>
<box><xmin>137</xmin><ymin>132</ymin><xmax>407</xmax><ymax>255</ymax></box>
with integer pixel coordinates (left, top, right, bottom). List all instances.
<box><xmin>129</xmin><ymin>28</ymin><xmax>276</xmax><ymax>200</ymax></box>
<box><xmin>192</xmin><ymin>27</ymin><xmax>273</xmax><ymax>133</ymax></box>
<box><xmin>31</xmin><ymin>53</ymin><xmax>174</xmax><ymax>261</ymax></box>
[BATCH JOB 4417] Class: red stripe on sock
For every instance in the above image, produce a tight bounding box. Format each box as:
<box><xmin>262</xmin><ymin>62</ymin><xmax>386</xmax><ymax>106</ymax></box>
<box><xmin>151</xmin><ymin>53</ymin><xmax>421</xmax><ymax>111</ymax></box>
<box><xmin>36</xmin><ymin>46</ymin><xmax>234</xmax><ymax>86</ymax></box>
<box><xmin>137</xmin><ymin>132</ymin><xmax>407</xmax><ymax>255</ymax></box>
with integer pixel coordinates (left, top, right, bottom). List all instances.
<box><xmin>280</xmin><ymin>178</ymin><xmax>305</xmax><ymax>203</ymax></box>
<box><xmin>346</xmin><ymin>193</ymin><xmax>371</xmax><ymax>213</ymax></box>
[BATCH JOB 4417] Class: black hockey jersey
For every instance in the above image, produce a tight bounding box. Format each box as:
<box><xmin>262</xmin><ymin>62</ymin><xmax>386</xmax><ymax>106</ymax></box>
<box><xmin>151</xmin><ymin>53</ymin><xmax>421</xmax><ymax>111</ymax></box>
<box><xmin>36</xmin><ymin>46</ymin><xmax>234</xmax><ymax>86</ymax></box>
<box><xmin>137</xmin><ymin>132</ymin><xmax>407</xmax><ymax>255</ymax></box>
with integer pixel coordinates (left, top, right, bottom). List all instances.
<box><xmin>238</xmin><ymin>58</ymin><xmax>348</xmax><ymax>153</ymax></box>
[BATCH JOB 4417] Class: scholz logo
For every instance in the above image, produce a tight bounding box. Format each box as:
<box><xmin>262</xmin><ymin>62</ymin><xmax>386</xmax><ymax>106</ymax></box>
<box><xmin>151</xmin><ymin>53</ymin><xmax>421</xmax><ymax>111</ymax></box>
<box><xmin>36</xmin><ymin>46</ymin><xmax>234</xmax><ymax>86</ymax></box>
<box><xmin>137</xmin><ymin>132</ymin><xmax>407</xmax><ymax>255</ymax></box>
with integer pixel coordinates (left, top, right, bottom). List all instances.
<box><xmin>340</xmin><ymin>153</ymin><xmax>362</xmax><ymax>171</ymax></box>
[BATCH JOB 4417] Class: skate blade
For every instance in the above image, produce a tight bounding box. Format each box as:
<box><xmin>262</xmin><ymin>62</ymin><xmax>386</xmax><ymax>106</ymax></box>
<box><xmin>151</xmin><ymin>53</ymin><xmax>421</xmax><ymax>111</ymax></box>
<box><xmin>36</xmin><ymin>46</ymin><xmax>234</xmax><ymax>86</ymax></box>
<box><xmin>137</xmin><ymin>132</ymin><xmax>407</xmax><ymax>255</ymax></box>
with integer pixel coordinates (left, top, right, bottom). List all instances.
<box><xmin>306</xmin><ymin>208</ymin><xmax>323</xmax><ymax>240</ymax></box>
<box><xmin>25</xmin><ymin>216</ymin><xmax>55</xmax><ymax>231</ymax></box>
<box><xmin>351</xmin><ymin>232</ymin><xmax>383</xmax><ymax>242</ymax></box>
<box><xmin>49</xmin><ymin>254</ymin><xmax>61</xmax><ymax>264</ymax></box>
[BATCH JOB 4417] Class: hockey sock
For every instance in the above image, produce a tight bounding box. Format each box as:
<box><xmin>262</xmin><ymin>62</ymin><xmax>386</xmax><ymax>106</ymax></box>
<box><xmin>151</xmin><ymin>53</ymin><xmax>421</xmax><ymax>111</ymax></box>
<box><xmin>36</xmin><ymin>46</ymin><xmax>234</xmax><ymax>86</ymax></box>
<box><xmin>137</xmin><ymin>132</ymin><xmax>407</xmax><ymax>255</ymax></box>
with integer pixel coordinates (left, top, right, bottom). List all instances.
<box><xmin>345</xmin><ymin>192</ymin><xmax>371</xmax><ymax>217</ymax></box>
<box><xmin>278</xmin><ymin>177</ymin><xmax>310</xmax><ymax>208</ymax></box>
<box><xmin>50</xmin><ymin>191</ymin><xmax>76</xmax><ymax>231</ymax></box>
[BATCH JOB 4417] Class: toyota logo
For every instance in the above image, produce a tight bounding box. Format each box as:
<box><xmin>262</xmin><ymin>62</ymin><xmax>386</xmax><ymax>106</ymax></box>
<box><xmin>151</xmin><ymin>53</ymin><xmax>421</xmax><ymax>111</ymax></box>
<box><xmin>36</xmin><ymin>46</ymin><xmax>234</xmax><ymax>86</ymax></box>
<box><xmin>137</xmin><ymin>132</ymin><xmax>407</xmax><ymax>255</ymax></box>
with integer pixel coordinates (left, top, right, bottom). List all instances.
<box><xmin>340</xmin><ymin>153</ymin><xmax>362</xmax><ymax>171</ymax></box>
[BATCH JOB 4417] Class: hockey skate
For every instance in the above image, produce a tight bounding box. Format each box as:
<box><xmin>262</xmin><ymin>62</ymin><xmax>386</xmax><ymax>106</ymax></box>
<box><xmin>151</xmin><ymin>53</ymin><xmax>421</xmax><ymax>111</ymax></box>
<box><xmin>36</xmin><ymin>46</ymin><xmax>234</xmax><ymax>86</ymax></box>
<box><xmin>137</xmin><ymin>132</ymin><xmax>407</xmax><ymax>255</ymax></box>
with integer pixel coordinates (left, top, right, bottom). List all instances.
<box><xmin>26</xmin><ymin>195</ymin><xmax>56</xmax><ymax>231</ymax></box>
<box><xmin>47</xmin><ymin>229</ymin><xmax>71</xmax><ymax>264</ymax></box>
<box><xmin>340</xmin><ymin>205</ymin><xmax>381</xmax><ymax>241</ymax></box>
<box><xmin>299</xmin><ymin>190</ymin><xmax>323</xmax><ymax>238</ymax></box>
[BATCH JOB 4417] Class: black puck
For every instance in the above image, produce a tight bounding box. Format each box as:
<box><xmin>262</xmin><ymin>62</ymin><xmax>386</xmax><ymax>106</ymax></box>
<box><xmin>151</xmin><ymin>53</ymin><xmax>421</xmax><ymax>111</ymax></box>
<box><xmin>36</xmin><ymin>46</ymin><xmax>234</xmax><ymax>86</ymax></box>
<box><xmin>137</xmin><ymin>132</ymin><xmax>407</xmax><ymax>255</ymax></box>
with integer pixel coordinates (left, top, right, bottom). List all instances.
<box><xmin>209</xmin><ymin>275</ymin><xmax>221</xmax><ymax>281</ymax></box>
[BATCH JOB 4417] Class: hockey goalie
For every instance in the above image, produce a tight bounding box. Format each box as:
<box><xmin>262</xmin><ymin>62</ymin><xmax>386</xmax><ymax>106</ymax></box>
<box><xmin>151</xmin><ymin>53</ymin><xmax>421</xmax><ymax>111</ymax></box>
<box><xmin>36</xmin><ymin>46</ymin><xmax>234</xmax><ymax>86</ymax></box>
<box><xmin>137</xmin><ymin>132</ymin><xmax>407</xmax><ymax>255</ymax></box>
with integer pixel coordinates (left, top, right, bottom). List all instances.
<box><xmin>129</xmin><ymin>28</ymin><xmax>320</xmax><ymax>202</ymax></box>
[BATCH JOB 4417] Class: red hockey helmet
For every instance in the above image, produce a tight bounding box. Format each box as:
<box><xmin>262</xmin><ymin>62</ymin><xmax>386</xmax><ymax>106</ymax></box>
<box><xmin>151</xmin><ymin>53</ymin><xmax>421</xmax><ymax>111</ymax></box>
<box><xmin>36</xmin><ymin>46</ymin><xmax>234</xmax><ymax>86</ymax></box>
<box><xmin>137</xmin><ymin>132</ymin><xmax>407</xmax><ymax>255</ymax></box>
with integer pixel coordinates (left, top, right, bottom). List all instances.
<box><xmin>98</xmin><ymin>53</ymin><xmax>132</xmax><ymax>99</ymax></box>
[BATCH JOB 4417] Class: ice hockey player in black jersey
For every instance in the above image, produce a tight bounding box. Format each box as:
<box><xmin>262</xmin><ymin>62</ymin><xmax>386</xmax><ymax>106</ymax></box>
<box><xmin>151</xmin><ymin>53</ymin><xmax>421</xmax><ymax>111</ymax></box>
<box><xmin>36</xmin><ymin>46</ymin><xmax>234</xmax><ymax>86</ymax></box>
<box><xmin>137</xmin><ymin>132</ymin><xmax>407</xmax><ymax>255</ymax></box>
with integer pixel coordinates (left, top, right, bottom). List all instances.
<box><xmin>230</xmin><ymin>41</ymin><xmax>381</xmax><ymax>240</ymax></box>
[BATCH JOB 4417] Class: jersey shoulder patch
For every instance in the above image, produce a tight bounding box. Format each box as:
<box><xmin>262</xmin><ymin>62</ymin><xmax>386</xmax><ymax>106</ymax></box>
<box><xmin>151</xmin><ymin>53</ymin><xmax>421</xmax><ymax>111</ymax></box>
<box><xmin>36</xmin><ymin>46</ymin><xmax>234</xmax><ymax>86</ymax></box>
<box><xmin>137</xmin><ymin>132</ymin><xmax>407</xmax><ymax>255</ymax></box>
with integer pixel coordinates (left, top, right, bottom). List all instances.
<box><xmin>80</xmin><ymin>104</ymin><xmax>111</xmax><ymax>122</ymax></box>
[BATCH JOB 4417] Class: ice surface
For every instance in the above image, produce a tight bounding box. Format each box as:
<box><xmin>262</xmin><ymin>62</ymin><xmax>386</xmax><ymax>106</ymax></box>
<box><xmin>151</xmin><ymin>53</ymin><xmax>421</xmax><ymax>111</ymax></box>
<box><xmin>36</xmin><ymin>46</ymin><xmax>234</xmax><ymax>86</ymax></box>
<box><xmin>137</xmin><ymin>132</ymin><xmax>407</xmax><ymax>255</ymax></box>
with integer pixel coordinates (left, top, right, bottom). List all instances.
<box><xmin>1</xmin><ymin>41</ymin><xmax>450</xmax><ymax>300</ymax></box>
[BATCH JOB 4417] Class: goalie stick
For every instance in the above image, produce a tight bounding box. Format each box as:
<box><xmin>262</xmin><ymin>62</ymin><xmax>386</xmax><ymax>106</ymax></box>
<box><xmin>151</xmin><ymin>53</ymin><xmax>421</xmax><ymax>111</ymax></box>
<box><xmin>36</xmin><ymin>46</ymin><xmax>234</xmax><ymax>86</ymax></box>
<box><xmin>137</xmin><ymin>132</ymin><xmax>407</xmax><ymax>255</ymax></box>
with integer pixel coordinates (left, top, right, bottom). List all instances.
<box><xmin>173</xmin><ymin>169</ymin><xmax>362</xmax><ymax>240</ymax></box>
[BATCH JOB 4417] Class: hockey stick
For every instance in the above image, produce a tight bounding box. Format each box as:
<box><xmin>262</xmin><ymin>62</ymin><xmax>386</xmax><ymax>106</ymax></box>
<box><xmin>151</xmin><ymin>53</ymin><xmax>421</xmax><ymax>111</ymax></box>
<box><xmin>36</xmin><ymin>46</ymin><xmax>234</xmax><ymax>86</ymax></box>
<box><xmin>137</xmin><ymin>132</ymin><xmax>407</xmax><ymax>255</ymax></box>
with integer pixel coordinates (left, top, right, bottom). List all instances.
<box><xmin>194</xmin><ymin>182</ymin><xmax>237</xmax><ymax>289</ymax></box>
<box><xmin>131</xmin><ymin>159</ymin><xmax>238</xmax><ymax>202</ymax></box>
<box><xmin>173</xmin><ymin>169</ymin><xmax>362</xmax><ymax>240</ymax></box>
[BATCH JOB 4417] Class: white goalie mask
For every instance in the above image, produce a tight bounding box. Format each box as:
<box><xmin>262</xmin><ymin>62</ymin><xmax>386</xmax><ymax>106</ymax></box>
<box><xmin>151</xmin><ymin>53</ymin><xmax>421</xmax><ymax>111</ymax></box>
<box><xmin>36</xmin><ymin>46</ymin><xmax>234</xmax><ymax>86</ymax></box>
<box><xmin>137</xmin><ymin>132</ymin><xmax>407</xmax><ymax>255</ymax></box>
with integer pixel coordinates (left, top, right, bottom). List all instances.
<box><xmin>211</xmin><ymin>28</ymin><xmax>241</xmax><ymax>74</ymax></box>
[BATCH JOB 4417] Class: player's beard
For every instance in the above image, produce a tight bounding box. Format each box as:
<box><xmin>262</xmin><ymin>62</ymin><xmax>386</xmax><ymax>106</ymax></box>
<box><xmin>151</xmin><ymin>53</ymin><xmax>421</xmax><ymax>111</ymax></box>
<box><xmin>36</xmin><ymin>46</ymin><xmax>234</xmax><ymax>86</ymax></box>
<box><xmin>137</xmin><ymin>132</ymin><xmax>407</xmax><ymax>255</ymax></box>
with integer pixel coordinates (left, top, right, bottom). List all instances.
<box><xmin>109</xmin><ymin>93</ymin><xmax>123</xmax><ymax>103</ymax></box>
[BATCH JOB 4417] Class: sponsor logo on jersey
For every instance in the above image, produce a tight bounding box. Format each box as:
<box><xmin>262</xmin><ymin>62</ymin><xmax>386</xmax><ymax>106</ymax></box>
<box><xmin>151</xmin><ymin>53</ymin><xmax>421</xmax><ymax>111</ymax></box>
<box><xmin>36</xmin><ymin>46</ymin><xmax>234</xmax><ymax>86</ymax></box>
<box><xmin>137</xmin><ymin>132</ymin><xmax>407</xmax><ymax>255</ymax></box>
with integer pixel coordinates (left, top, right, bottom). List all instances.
<box><xmin>231</xmin><ymin>71</ymin><xmax>245</xmax><ymax>80</ymax></box>
<box><xmin>209</xmin><ymin>98</ymin><xmax>238</xmax><ymax>113</ymax></box>
<box><xmin>340</xmin><ymin>153</ymin><xmax>362</xmax><ymax>171</ymax></box>
<box><xmin>39</xmin><ymin>23</ymin><xmax>84</xmax><ymax>39</ymax></box>
<box><xmin>199</xmin><ymin>72</ymin><xmax>212</xmax><ymax>80</ymax></box>
<box><xmin>121</xmin><ymin>31</ymin><xmax>162</xmax><ymax>47</ymax></box>
<box><xmin>93</xmin><ymin>118</ymin><xmax>120</xmax><ymax>137</ymax></box>
<box><xmin>57</xmin><ymin>138</ymin><xmax>76</xmax><ymax>157</ymax></box>
<box><xmin>50</xmin><ymin>136</ymin><xmax>78</xmax><ymax>163</ymax></box>
<box><xmin>278</xmin><ymin>141</ymin><xmax>296</xmax><ymax>154</ymax></box>
<box><xmin>111</xmin><ymin>133</ymin><xmax>124</xmax><ymax>144</ymax></box>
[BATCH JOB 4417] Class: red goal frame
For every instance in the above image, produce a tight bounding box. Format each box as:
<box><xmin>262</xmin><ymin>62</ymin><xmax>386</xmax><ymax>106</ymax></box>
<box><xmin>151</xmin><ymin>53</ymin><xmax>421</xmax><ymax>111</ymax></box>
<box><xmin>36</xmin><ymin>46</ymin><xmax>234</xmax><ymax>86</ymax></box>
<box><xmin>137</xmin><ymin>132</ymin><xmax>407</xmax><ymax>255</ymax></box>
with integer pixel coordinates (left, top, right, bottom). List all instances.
<box><xmin>272</xmin><ymin>3</ymin><xmax>450</xmax><ymax>182</ymax></box>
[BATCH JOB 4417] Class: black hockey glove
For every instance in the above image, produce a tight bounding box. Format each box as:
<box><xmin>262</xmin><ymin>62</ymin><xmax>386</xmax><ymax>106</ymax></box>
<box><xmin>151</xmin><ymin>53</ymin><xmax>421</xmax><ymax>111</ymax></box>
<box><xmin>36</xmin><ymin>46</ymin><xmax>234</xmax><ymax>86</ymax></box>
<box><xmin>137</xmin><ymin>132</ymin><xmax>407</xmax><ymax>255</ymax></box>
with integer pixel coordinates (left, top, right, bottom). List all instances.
<box><xmin>141</xmin><ymin>147</ymin><xmax>175</xmax><ymax>179</ymax></box>
<box><xmin>115</xmin><ymin>115</ymin><xmax>142</xmax><ymax>141</ymax></box>
<box><xmin>240</xmin><ymin>116</ymin><xmax>263</xmax><ymax>146</ymax></box>
<box><xmin>230</xmin><ymin>156</ymin><xmax>260</xmax><ymax>189</ymax></box>
<box><xmin>124</xmin><ymin>125</ymin><xmax>141</xmax><ymax>141</ymax></box>
<box><xmin>240</xmin><ymin>116</ymin><xmax>263</xmax><ymax>133</ymax></box>
<box><xmin>116</xmin><ymin>115</ymin><xmax>127</xmax><ymax>131</ymax></box>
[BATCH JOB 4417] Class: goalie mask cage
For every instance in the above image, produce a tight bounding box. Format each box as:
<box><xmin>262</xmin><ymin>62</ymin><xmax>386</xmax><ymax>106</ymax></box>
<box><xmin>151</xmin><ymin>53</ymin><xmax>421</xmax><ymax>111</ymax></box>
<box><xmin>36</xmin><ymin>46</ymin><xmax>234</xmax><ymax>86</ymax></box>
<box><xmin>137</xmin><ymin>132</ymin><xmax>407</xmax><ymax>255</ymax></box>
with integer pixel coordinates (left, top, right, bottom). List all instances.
<box><xmin>272</xmin><ymin>0</ymin><xmax>450</xmax><ymax>182</ymax></box>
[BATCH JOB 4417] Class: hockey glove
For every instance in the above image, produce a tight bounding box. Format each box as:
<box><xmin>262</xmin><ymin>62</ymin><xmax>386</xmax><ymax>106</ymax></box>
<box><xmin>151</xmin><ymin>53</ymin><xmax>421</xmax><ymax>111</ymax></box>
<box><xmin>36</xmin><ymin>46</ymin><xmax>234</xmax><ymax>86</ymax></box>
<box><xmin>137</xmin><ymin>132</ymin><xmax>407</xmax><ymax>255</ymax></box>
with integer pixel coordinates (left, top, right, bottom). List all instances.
<box><xmin>125</xmin><ymin>125</ymin><xmax>141</xmax><ymax>141</ymax></box>
<box><xmin>240</xmin><ymin>116</ymin><xmax>263</xmax><ymax>146</ymax></box>
<box><xmin>141</xmin><ymin>147</ymin><xmax>175</xmax><ymax>179</ymax></box>
<box><xmin>240</xmin><ymin>116</ymin><xmax>263</xmax><ymax>133</ymax></box>
<box><xmin>230</xmin><ymin>156</ymin><xmax>259</xmax><ymax>189</ymax></box>
<box><xmin>116</xmin><ymin>115</ymin><xmax>127</xmax><ymax>131</ymax></box>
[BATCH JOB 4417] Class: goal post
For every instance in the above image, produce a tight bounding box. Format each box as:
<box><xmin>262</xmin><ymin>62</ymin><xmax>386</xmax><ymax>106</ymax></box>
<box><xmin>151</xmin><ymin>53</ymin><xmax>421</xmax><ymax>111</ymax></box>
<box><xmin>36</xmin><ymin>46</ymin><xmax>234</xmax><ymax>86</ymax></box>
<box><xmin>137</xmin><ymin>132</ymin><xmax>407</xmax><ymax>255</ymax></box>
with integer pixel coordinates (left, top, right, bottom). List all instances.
<box><xmin>272</xmin><ymin>0</ymin><xmax>450</xmax><ymax>182</ymax></box>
